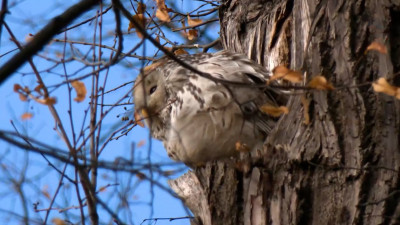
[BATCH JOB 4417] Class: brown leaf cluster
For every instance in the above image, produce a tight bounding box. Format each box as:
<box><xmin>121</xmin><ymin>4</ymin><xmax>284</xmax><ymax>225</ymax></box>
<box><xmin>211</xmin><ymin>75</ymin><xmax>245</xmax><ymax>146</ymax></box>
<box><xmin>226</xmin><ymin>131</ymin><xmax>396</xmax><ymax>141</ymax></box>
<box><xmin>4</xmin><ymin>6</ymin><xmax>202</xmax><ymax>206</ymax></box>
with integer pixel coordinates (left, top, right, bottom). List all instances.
<box><xmin>14</xmin><ymin>83</ymin><xmax>57</xmax><ymax>105</ymax></box>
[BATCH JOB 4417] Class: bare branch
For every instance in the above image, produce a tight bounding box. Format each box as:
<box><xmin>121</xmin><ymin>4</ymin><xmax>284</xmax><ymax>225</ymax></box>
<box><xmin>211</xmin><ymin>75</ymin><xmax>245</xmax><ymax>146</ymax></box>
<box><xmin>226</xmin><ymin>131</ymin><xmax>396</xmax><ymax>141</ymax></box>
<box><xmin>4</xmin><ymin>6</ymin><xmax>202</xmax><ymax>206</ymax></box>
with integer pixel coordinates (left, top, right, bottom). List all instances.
<box><xmin>0</xmin><ymin>0</ymin><xmax>101</xmax><ymax>84</ymax></box>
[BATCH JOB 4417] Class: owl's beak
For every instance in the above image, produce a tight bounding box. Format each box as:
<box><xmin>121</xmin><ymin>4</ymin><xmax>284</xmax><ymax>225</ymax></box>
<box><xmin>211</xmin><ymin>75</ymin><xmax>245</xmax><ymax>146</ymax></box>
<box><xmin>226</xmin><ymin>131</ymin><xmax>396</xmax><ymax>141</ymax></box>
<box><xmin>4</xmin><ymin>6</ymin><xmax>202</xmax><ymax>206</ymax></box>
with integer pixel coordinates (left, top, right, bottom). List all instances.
<box><xmin>134</xmin><ymin>110</ymin><xmax>145</xmax><ymax>127</ymax></box>
<box><xmin>141</xmin><ymin>108</ymin><xmax>149</xmax><ymax>118</ymax></box>
<box><xmin>134</xmin><ymin>108</ymin><xmax>151</xmax><ymax>128</ymax></box>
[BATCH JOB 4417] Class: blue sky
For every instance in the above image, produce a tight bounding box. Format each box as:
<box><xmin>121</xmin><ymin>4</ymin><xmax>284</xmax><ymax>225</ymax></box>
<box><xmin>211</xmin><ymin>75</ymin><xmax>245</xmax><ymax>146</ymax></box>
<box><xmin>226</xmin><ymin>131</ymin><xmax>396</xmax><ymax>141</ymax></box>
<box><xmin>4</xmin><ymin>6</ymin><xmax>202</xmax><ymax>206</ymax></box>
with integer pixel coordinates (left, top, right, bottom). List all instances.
<box><xmin>0</xmin><ymin>0</ymin><xmax>220</xmax><ymax>224</ymax></box>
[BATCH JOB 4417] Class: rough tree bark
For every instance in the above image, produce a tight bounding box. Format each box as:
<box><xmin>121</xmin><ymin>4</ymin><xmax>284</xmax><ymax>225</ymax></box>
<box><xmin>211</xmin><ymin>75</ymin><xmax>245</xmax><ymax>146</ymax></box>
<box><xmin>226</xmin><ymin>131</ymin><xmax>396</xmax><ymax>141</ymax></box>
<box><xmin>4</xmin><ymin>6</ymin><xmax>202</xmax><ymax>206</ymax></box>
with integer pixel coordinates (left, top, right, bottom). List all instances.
<box><xmin>169</xmin><ymin>0</ymin><xmax>400</xmax><ymax>224</ymax></box>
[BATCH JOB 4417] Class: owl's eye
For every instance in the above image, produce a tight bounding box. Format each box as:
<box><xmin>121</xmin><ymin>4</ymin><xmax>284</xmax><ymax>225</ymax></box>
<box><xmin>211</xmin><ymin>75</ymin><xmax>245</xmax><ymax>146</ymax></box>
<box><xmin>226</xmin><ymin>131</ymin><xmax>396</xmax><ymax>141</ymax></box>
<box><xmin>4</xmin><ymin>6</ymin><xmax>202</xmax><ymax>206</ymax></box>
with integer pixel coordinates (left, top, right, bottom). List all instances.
<box><xmin>149</xmin><ymin>85</ymin><xmax>158</xmax><ymax>95</ymax></box>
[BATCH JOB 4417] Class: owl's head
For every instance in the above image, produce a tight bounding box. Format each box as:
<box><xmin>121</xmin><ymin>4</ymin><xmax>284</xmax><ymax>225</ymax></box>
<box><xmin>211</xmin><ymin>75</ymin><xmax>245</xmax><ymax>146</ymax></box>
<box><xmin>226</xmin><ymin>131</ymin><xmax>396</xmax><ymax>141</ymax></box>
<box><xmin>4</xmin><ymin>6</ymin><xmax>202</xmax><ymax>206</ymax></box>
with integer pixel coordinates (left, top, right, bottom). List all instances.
<box><xmin>133</xmin><ymin>69</ymin><xmax>166</xmax><ymax>120</ymax></box>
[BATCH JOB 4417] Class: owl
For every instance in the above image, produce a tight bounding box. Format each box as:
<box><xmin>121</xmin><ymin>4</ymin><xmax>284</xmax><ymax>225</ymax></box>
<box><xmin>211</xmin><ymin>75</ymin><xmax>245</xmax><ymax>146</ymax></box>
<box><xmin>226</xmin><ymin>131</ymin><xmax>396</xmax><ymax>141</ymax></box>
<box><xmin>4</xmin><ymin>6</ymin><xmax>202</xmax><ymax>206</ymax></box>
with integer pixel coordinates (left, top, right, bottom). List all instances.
<box><xmin>133</xmin><ymin>51</ymin><xmax>283</xmax><ymax>167</ymax></box>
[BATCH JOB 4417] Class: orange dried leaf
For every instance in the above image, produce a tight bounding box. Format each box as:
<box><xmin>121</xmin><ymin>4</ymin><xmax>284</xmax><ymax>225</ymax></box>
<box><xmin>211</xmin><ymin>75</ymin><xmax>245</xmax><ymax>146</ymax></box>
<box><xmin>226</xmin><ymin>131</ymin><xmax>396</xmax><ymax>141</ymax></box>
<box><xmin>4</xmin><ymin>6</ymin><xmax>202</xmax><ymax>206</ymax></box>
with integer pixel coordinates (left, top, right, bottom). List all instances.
<box><xmin>143</xmin><ymin>61</ymin><xmax>164</xmax><ymax>73</ymax></box>
<box><xmin>42</xmin><ymin>185</ymin><xmax>51</xmax><ymax>199</ymax></box>
<box><xmin>270</xmin><ymin>65</ymin><xmax>303</xmax><ymax>83</ymax></box>
<box><xmin>98</xmin><ymin>186</ymin><xmax>107</xmax><ymax>192</ymax></box>
<box><xmin>13</xmin><ymin>84</ymin><xmax>22</xmax><ymax>92</ymax></box>
<box><xmin>259</xmin><ymin>105</ymin><xmax>289</xmax><ymax>117</ymax></box>
<box><xmin>55</xmin><ymin>51</ymin><xmax>63</xmax><ymax>58</ymax></box>
<box><xmin>187</xmin><ymin>29</ymin><xmax>198</xmax><ymax>40</ymax></box>
<box><xmin>284</xmin><ymin>70</ymin><xmax>303</xmax><ymax>83</ymax></box>
<box><xmin>137</xmin><ymin>2</ymin><xmax>146</xmax><ymax>14</ymax></box>
<box><xmin>128</xmin><ymin>14</ymin><xmax>146</xmax><ymax>38</ymax></box>
<box><xmin>187</xmin><ymin>15</ymin><xmax>203</xmax><ymax>26</ymax></box>
<box><xmin>36</xmin><ymin>97</ymin><xmax>57</xmax><ymax>105</ymax></box>
<box><xmin>366</xmin><ymin>41</ymin><xmax>387</xmax><ymax>54</ymax></box>
<box><xmin>307</xmin><ymin>75</ymin><xmax>335</xmax><ymax>90</ymax></box>
<box><xmin>301</xmin><ymin>95</ymin><xmax>310</xmax><ymax>125</ymax></box>
<box><xmin>34</xmin><ymin>84</ymin><xmax>44</xmax><ymax>95</ymax></box>
<box><xmin>21</xmin><ymin>112</ymin><xmax>33</xmax><ymax>120</ymax></box>
<box><xmin>155</xmin><ymin>0</ymin><xmax>171</xmax><ymax>22</ymax></box>
<box><xmin>25</xmin><ymin>34</ymin><xmax>33</xmax><ymax>43</ymax></box>
<box><xmin>156</xmin><ymin>8</ymin><xmax>171</xmax><ymax>22</ymax></box>
<box><xmin>52</xmin><ymin>218</ymin><xmax>67</xmax><ymax>225</ymax></box>
<box><xmin>235</xmin><ymin>141</ymin><xmax>250</xmax><ymax>152</ymax></box>
<box><xmin>372</xmin><ymin>78</ymin><xmax>398</xmax><ymax>97</ymax></box>
<box><xmin>141</xmin><ymin>108</ymin><xmax>149</xmax><ymax>118</ymax></box>
<box><xmin>137</xmin><ymin>140</ymin><xmax>146</xmax><ymax>148</ymax></box>
<box><xmin>272</xmin><ymin>65</ymin><xmax>290</xmax><ymax>77</ymax></box>
<box><xmin>71</xmin><ymin>80</ymin><xmax>87</xmax><ymax>102</ymax></box>
<box><xmin>19</xmin><ymin>93</ymin><xmax>28</xmax><ymax>102</ymax></box>
<box><xmin>134</xmin><ymin>111</ymin><xmax>145</xmax><ymax>127</ymax></box>
<box><xmin>174</xmin><ymin>48</ymin><xmax>188</xmax><ymax>55</ymax></box>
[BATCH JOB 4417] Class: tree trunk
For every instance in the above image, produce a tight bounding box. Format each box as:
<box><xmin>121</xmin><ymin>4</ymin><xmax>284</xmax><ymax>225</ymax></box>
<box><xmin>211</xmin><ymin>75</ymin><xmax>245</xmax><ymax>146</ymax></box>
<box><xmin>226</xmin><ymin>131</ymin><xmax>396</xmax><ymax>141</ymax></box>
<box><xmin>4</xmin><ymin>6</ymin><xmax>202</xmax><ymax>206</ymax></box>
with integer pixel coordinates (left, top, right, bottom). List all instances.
<box><xmin>169</xmin><ymin>0</ymin><xmax>400</xmax><ymax>224</ymax></box>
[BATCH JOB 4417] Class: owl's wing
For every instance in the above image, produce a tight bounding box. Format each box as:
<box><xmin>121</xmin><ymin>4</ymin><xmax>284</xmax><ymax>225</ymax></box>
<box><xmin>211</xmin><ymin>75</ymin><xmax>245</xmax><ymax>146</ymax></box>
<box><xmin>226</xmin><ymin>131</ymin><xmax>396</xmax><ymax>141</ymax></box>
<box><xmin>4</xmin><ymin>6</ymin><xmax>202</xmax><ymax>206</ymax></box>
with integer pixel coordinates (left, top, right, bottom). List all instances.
<box><xmin>164</xmin><ymin>51</ymin><xmax>281</xmax><ymax>136</ymax></box>
<box><xmin>198</xmin><ymin>51</ymin><xmax>282</xmax><ymax>134</ymax></box>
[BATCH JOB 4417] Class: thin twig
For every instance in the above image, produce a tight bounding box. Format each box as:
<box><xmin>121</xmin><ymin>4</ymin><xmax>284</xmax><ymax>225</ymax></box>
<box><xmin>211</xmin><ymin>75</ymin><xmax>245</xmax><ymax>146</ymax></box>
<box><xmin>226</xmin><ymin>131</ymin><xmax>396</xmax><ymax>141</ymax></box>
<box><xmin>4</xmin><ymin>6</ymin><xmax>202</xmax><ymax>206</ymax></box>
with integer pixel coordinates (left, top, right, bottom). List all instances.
<box><xmin>0</xmin><ymin>0</ymin><xmax>100</xmax><ymax>84</ymax></box>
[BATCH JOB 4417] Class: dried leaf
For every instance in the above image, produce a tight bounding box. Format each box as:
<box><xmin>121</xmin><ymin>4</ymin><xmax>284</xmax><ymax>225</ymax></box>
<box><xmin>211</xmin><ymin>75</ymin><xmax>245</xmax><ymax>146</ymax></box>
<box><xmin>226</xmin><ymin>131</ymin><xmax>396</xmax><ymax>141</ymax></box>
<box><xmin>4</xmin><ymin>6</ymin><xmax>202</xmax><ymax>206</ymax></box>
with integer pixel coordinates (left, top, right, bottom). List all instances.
<box><xmin>71</xmin><ymin>80</ymin><xmax>87</xmax><ymax>102</ymax></box>
<box><xmin>270</xmin><ymin>65</ymin><xmax>303</xmax><ymax>83</ymax></box>
<box><xmin>52</xmin><ymin>218</ymin><xmax>67</xmax><ymax>225</ymax></box>
<box><xmin>36</xmin><ymin>97</ymin><xmax>57</xmax><ymax>105</ymax></box>
<box><xmin>42</xmin><ymin>185</ymin><xmax>51</xmax><ymax>199</ymax></box>
<box><xmin>141</xmin><ymin>108</ymin><xmax>149</xmax><ymax>118</ymax></box>
<box><xmin>156</xmin><ymin>0</ymin><xmax>171</xmax><ymax>22</ymax></box>
<box><xmin>21</xmin><ymin>112</ymin><xmax>33</xmax><ymax>120</ymax></box>
<box><xmin>134</xmin><ymin>111</ymin><xmax>145</xmax><ymax>127</ymax></box>
<box><xmin>137</xmin><ymin>2</ymin><xmax>146</xmax><ymax>14</ymax></box>
<box><xmin>19</xmin><ymin>93</ymin><xmax>28</xmax><ymax>101</ymax></box>
<box><xmin>34</xmin><ymin>84</ymin><xmax>44</xmax><ymax>95</ymax></box>
<box><xmin>25</xmin><ymin>33</ymin><xmax>34</xmax><ymax>42</ymax></box>
<box><xmin>143</xmin><ymin>61</ymin><xmax>164</xmax><ymax>73</ymax></box>
<box><xmin>372</xmin><ymin>78</ymin><xmax>399</xmax><ymax>98</ymax></box>
<box><xmin>128</xmin><ymin>14</ymin><xmax>146</xmax><ymax>38</ymax></box>
<box><xmin>259</xmin><ymin>105</ymin><xmax>289</xmax><ymax>117</ymax></box>
<box><xmin>235</xmin><ymin>141</ymin><xmax>250</xmax><ymax>152</ymax></box>
<box><xmin>13</xmin><ymin>84</ymin><xmax>22</xmax><ymax>92</ymax></box>
<box><xmin>98</xmin><ymin>186</ymin><xmax>107</xmax><ymax>192</ymax></box>
<box><xmin>301</xmin><ymin>95</ymin><xmax>310</xmax><ymax>125</ymax></box>
<box><xmin>55</xmin><ymin>51</ymin><xmax>63</xmax><ymax>58</ymax></box>
<box><xmin>366</xmin><ymin>41</ymin><xmax>387</xmax><ymax>54</ymax></box>
<box><xmin>156</xmin><ymin>9</ymin><xmax>170</xmax><ymax>22</ymax></box>
<box><xmin>187</xmin><ymin>29</ymin><xmax>198</xmax><ymax>40</ymax></box>
<box><xmin>137</xmin><ymin>140</ymin><xmax>146</xmax><ymax>148</ymax></box>
<box><xmin>307</xmin><ymin>75</ymin><xmax>335</xmax><ymax>90</ymax></box>
<box><xmin>187</xmin><ymin>15</ymin><xmax>203</xmax><ymax>26</ymax></box>
<box><xmin>174</xmin><ymin>48</ymin><xmax>188</xmax><ymax>55</ymax></box>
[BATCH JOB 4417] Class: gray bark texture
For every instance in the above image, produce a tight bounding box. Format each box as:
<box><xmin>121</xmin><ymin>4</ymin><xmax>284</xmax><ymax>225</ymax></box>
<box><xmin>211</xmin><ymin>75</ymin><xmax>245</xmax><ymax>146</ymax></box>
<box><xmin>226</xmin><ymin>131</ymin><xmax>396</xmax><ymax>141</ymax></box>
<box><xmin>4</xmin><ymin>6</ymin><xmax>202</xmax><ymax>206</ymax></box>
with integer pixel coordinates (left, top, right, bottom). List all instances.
<box><xmin>168</xmin><ymin>0</ymin><xmax>400</xmax><ymax>224</ymax></box>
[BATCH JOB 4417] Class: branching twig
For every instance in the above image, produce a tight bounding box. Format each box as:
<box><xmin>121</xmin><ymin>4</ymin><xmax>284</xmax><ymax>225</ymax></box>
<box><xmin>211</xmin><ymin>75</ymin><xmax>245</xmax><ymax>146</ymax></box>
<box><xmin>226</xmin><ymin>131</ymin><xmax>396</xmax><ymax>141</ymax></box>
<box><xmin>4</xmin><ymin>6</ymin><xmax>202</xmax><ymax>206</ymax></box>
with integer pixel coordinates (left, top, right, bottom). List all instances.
<box><xmin>0</xmin><ymin>0</ymin><xmax>100</xmax><ymax>84</ymax></box>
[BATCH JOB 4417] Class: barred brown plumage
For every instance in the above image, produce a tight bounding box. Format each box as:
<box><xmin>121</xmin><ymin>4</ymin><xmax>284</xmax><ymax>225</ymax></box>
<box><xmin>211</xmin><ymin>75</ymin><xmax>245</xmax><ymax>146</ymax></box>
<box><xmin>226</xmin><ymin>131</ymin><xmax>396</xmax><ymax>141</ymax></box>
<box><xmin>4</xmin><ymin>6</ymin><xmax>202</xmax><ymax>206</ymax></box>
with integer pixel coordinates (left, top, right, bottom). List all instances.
<box><xmin>133</xmin><ymin>50</ymin><xmax>284</xmax><ymax>167</ymax></box>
